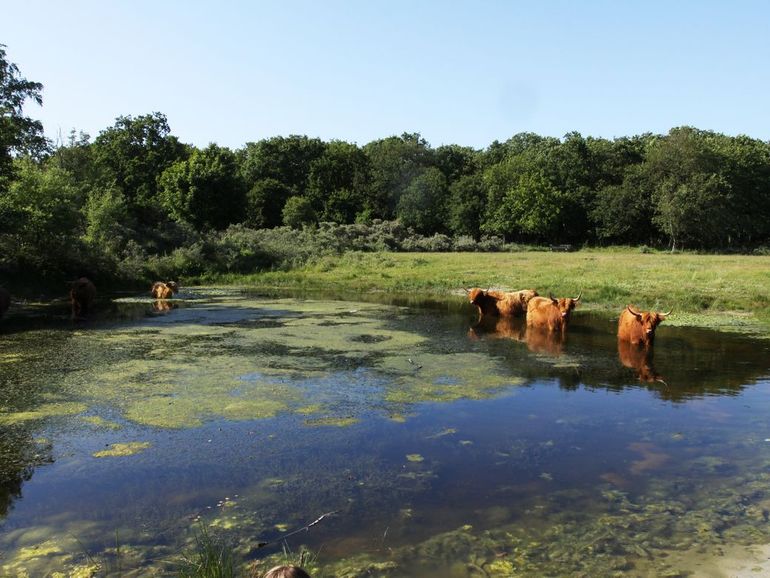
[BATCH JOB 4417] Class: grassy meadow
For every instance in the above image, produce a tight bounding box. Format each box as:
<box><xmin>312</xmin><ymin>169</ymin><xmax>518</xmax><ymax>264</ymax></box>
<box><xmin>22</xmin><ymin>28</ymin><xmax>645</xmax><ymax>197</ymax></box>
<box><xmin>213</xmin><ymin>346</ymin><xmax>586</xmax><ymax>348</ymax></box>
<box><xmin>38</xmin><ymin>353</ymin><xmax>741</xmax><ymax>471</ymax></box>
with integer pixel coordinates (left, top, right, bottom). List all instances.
<box><xmin>210</xmin><ymin>249</ymin><xmax>770</xmax><ymax>336</ymax></box>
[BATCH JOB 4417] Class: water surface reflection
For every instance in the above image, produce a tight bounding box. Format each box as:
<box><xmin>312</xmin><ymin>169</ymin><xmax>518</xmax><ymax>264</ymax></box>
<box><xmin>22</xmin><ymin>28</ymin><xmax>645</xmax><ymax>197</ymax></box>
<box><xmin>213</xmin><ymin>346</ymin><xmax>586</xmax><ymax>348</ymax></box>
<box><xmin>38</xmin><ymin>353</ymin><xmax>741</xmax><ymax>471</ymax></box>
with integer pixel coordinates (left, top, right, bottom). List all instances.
<box><xmin>0</xmin><ymin>290</ymin><xmax>769</xmax><ymax>576</ymax></box>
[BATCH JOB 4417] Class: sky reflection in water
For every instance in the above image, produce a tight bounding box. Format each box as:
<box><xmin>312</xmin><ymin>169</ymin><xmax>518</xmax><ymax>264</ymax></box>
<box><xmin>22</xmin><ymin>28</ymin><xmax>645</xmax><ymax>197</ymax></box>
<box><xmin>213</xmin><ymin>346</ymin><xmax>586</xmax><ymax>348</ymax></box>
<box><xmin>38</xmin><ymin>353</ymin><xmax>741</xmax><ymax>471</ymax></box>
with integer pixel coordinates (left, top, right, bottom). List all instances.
<box><xmin>1</xmin><ymin>289</ymin><xmax>770</xmax><ymax>576</ymax></box>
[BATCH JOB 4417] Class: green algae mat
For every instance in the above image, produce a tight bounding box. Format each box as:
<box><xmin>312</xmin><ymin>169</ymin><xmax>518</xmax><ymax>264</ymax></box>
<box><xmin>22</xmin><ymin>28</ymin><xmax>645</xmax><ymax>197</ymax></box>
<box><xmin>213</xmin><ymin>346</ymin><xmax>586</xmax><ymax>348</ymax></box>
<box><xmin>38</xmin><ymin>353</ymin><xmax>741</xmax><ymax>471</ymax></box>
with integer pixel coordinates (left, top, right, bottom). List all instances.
<box><xmin>1</xmin><ymin>288</ymin><xmax>770</xmax><ymax>577</ymax></box>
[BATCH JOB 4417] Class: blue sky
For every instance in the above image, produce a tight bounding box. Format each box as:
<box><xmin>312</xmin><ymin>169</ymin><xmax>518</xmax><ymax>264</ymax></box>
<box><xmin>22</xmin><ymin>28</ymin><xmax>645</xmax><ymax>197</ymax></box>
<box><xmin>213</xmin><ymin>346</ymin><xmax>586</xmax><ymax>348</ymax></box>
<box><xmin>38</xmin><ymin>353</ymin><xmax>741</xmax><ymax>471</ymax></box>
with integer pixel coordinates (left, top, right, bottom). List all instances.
<box><xmin>3</xmin><ymin>1</ymin><xmax>769</xmax><ymax>149</ymax></box>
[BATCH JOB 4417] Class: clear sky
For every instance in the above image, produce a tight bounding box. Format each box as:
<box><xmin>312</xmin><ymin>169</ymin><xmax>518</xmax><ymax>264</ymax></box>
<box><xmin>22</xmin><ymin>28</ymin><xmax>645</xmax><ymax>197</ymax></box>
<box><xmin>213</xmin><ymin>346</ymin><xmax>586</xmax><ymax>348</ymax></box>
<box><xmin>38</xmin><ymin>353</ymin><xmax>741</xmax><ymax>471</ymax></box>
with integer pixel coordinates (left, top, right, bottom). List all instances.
<box><xmin>3</xmin><ymin>0</ymin><xmax>769</xmax><ymax>149</ymax></box>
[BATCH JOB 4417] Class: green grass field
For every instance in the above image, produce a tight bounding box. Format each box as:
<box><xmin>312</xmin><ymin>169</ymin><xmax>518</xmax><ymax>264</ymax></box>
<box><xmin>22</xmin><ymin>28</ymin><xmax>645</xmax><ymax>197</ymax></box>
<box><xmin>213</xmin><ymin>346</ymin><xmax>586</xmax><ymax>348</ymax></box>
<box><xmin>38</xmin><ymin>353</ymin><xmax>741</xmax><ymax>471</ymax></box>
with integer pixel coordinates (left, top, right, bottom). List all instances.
<box><xmin>211</xmin><ymin>250</ymin><xmax>770</xmax><ymax>335</ymax></box>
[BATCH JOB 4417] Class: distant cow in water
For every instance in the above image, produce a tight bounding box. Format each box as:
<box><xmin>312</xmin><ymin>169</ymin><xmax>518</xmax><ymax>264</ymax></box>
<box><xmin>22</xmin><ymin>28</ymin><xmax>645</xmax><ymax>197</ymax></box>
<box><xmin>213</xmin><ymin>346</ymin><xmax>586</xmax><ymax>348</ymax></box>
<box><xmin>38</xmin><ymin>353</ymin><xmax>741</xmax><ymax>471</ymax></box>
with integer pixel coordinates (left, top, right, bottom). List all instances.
<box><xmin>151</xmin><ymin>281</ymin><xmax>179</xmax><ymax>300</ymax></box>
<box><xmin>617</xmin><ymin>306</ymin><xmax>670</xmax><ymax>346</ymax></box>
<box><xmin>526</xmin><ymin>293</ymin><xmax>581</xmax><ymax>332</ymax></box>
<box><xmin>0</xmin><ymin>287</ymin><xmax>10</xmax><ymax>319</ymax></box>
<box><xmin>70</xmin><ymin>277</ymin><xmax>97</xmax><ymax>319</ymax></box>
<box><xmin>465</xmin><ymin>288</ymin><xmax>538</xmax><ymax>318</ymax></box>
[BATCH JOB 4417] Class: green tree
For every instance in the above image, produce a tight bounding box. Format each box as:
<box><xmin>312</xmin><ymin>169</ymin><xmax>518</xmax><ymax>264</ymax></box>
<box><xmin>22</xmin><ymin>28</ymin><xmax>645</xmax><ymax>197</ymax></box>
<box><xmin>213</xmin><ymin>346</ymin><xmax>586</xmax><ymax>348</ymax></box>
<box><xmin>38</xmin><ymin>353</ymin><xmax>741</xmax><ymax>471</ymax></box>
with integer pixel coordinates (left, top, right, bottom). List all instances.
<box><xmin>0</xmin><ymin>159</ymin><xmax>85</xmax><ymax>275</ymax></box>
<box><xmin>84</xmin><ymin>184</ymin><xmax>136</xmax><ymax>260</ymax></box>
<box><xmin>590</xmin><ymin>165</ymin><xmax>657</xmax><ymax>245</ymax></box>
<box><xmin>0</xmin><ymin>44</ymin><xmax>48</xmax><ymax>190</ymax></box>
<box><xmin>481</xmin><ymin>135</ymin><xmax>590</xmax><ymax>243</ymax></box>
<box><xmin>238</xmin><ymin>135</ymin><xmax>326</xmax><ymax>196</ymax></box>
<box><xmin>159</xmin><ymin>144</ymin><xmax>245</xmax><ymax>230</ymax></box>
<box><xmin>306</xmin><ymin>140</ymin><xmax>370</xmax><ymax>222</ymax></box>
<box><xmin>645</xmin><ymin>127</ymin><xmax>732</xmax><ymax>250</ymax></box>
<box><xmin>92</xmin><ymin>112</ymin><xmax>189</xmax><ymax>225</ymax></box>
<box><xmin>434</xmin><ymin>144</ymin><xmax>480</xmax><ymax>184</ymax></box>
<box><xmin>363</xmin><ymin>133</ymin><xmax>434</xmax><ymax>220</ymax></box>
<box><xmin>448</xmin><ymin>173</ymin><xmax>486</xmax><ymax>239</ymax></box>
<box><xmin>396</xmin><ymin>167</ymin><xmax>448</xmax><ymax>234</ymax></box>
<box><xmin>245</xmin><ymin>178</ymin><xmax>293</xmax><ymax>229</ymax></box>
<box><xmin>282</xmin><ymin>196</ymin><xmax>317</xmax><ymax>228</ymax></box>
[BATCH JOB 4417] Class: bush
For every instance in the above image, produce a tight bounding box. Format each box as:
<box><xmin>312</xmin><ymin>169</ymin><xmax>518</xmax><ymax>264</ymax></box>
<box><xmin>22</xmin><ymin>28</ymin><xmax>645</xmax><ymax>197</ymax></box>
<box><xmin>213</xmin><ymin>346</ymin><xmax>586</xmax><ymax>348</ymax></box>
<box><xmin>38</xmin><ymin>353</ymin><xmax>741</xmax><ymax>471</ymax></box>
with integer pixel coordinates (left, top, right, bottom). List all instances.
<box><xmin>477</xmin><ymin>235</ymin><xmax>506</xmax><ymax>252</ymax></box>
<box><xmin>452</xmin><ymin>235</ymin><xmax>479</xmax><ymax>252</ymax></box>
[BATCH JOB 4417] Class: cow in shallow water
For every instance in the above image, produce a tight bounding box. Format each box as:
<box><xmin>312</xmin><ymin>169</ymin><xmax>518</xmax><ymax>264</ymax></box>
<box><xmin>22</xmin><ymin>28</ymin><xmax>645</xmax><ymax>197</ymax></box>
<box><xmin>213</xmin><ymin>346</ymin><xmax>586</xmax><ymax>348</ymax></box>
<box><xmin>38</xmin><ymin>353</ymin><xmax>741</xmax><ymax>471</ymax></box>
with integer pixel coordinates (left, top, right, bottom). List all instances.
<box><xmin>465</xmin><ymin>288</ymin><xmax>538</xmax><ymax>318</ymax></box>
<box><xmin>70</xmin><ymin>277</ymin><xmax>96</xmax><ymax>319</ymax></box>
<box><xmin>0</xmin><ymin>287</ymin><xmax>10</xmax><ymax>319</ymax></box>
<box><xmin>151</xmin><ymin>281</ymin><xmax>179</xmax><ymax>300</ymax></box>
<box><xmin>526</xmin><ymin>293</ymin><xmax>581</xmax><ymax>332</ymax></box>
<box><xmin>617</xmin><ymin>306</ymin><xmax>670</xmax><ymax>346</ymax></box>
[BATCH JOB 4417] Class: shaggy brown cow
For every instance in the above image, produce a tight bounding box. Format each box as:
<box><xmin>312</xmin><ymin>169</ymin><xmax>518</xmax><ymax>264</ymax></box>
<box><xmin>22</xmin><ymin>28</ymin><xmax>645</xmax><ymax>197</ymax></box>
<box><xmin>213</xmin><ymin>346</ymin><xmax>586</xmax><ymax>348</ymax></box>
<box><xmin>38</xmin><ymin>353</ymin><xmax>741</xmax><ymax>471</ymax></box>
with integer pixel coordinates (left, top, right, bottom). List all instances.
<box><xmin>617</xmin><ymin>306</ymin><xmax>670</xmax><ymax>346</ymax></box>
<box><xmin>70</xmin><ymin>277</ymin><xmax>97</xmax><ymax>319</ymax></box>
<box><xmin>151</xmin><ymin>281</ymin><xmax>178</xmax><ymax>300</ymax></box>
<box><xmin>618</xmin><ymin>339</ymin><xmax>663</xmax><ymax>383</ymax></box>
<box><xmin>465</xmin><ymin>288</ymin><xmax>538</xmax><ymax>318</ymax></box>
<box><xmin>0</xmin><ymin>287</ymin><xmax>10</xmax><ymax>319</ymax></box>
<box><xmin>525</xmin><ymin>293</ymin><xmax>581</xmax><ymax>332</ymax></box>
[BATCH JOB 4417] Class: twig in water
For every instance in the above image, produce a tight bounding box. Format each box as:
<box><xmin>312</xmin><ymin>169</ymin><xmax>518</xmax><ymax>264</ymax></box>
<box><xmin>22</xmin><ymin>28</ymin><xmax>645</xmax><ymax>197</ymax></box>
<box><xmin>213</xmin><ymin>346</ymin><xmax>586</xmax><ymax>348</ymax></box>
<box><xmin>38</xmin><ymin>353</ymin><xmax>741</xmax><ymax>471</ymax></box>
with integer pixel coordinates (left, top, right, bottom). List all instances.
<box><xmin>256</xmin><ymin>510</ymin><xmax>339</xmax><ymax>549</ymax></box>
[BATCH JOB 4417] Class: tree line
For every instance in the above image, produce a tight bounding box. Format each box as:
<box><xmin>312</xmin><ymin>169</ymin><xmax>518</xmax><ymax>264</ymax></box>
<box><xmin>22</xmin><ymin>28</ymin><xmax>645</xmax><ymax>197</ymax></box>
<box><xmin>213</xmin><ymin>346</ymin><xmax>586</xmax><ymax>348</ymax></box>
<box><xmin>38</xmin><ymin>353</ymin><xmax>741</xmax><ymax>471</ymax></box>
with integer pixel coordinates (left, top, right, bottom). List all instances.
<box><xmin>2</xmin><ymin>45</ymin><xmax>770</xmax><ymax>290</ymax></box>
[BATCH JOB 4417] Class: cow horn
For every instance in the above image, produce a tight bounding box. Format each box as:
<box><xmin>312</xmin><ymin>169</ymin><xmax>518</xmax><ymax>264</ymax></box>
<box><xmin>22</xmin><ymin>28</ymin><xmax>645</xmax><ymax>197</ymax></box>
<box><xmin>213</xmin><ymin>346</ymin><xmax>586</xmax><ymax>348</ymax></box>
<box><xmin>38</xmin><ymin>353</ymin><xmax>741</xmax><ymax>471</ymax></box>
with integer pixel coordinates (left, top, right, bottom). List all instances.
<box><xmin>659</xmin><ymin>309</ymin><xmax>673</xmax><ymax>317</ymax></box>
<box><xmin>463</xmin><ymin>288</ymin><xmax>470</xmax><ymax>294</ymax></box>
<box><xmin>549</xmin><ymin>293</ymin><xmax>558</xmax><ymax>304</ymax></box>
<box><xmin>573</xmin><ymin>292</ymin><xmax>582</xmax><ymax>302</ymax></box>
<box><xmin>627</xmin><ymin>305</ymin><xmax>642</xmax><ymax>318</ymax></box>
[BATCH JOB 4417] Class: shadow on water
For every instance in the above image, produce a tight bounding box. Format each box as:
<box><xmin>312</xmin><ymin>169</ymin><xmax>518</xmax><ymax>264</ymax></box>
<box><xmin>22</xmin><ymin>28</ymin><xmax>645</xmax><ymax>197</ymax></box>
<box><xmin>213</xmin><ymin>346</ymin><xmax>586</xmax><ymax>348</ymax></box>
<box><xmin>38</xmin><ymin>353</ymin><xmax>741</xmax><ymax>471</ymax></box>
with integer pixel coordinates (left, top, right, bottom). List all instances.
<box><xmin>2</xmin><ymin>288</ymin><xmax>770</xmax><ymax>576</ymax></box>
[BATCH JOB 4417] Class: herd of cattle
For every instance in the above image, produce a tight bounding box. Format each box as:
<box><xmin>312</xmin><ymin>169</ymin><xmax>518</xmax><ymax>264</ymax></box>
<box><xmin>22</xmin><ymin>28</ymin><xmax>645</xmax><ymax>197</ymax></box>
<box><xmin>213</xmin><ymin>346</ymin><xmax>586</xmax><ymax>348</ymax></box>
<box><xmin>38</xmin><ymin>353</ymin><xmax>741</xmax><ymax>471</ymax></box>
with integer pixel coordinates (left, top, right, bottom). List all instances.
<box><xmin>465</xmin><ymin>287</ymin><xmax>670</xmax><ymax>345</ymax></box>
<box><xmin>0</xmin><ymin>280</ymin><xmax>669</xmax><ymax>383</ymax></box>
<box><xmin>465</xmin><ymin>287</ymin><xmax>671</xmax><ymax>383</ymax></box>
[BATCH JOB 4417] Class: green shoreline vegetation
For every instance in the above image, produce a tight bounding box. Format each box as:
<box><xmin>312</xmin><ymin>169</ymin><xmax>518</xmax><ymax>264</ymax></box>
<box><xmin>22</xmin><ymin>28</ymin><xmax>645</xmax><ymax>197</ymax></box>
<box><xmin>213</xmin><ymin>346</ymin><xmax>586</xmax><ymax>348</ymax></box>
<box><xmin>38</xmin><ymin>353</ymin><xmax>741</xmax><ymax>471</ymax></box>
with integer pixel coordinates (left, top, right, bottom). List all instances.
<box><xmin>205</xmin><ymin>250</ymin><xmax>770</xmax><ymax>336</ymax></box>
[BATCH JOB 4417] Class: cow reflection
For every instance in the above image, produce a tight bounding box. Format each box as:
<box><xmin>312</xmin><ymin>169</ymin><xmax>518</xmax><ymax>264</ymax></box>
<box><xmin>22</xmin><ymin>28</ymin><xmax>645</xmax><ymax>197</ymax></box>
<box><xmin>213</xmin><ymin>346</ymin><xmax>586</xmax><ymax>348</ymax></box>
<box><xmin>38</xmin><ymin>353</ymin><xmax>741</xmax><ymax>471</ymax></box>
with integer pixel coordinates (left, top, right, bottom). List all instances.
<box><xmin>468</xmin><ymin>316</ymin><xmax>526</xmax><ymax>342</ymax></box>
<box><xmin>618</xmin><ymin>340</ymin><xmax>664</xmax><ymax>384</ymax></box>
<box><xmin>525</xmin><ymin>327</ymin><xmax>565</xmax><ymax>356</ymax></box>
<box><xmin>468</xmin><ymin>317</ymin><xmax>564</xmax><ymax>356</ymax></box>
<box><xmin>152</xmin><ymin>300</ymin><xmax>177</xmax><ymax>313</ymax></box>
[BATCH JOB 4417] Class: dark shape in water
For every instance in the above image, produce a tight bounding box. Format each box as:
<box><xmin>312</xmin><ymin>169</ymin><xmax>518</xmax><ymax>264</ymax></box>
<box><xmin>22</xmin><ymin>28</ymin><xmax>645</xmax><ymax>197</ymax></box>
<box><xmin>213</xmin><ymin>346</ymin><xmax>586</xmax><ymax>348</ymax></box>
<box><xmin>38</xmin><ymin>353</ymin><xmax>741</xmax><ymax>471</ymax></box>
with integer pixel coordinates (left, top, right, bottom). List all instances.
<box><xmin>69</xmin><ymin>277</ymin><xmax>96</xmax><ymax>320</ymax></box>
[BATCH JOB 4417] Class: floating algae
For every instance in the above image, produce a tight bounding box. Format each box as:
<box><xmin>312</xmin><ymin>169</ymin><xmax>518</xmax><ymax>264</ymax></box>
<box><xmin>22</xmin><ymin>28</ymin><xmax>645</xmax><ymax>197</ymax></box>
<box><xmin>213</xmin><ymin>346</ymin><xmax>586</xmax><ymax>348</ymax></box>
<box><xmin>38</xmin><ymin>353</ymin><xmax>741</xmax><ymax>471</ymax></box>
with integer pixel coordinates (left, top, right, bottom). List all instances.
<box><xmin>0</xmin><ymin>402</ymin><xmax>88</xmax><ymax>426</ymax></box>
<box><xmin>80</xmin><ymin>416</ymin><xmax>121</xmax><ymax>430</ymax></box>
<box><xmin>303</xmin><ymin>416</ymin><xmax>360</xmax><ymax>427</ymax></box>
<box><xmin>92</xmin><ymin>442</ymin><xmax>151</xmax><ymax>458</ymax></box>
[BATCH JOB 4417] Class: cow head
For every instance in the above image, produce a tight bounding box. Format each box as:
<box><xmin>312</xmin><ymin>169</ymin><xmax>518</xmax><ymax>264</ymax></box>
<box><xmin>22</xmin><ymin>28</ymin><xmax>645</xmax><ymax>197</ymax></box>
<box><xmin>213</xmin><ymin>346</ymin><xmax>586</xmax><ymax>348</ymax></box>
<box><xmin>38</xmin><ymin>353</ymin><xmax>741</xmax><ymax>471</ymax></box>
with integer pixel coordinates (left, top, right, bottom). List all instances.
<box><xmin>465</xmin><ymin>287</ymin><xmax>494</xmax><ymax>305</ymax></box>
<box><xmin>550</xmin><ymin>292</ymin><xmax>581</xmax><ymax>320</ymax></box>
<box><xmin>627</xmin><ymin>305</ymin><xmax>670</xmax><ymax>340</ymax></box>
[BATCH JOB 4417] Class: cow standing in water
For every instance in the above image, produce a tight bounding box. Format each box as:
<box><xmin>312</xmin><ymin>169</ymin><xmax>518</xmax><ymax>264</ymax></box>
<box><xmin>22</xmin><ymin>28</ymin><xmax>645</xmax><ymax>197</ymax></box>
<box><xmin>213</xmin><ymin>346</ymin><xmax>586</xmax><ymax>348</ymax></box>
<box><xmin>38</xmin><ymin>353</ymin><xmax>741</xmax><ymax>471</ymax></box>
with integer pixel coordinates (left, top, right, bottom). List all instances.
<box><xmin>466</xmin><ymin>288</ymin><xmax>538</xmax><ymax>318</ymax></box>
<box><xmin>617</xmin><ymin>306</ymin><xmax>670</xmax><ymax>346</ymax></box>
<box><xmin>526</xmin><ymin>293</ymin><xmax>581</xmax><ymax>332</ymax></box>
<box><xmin>70</xmin><ymin>278</ymin><xmax>97</xmax><ymax>320</ymax></box>
<box><xmin>0</xmin><ymin>287</ymin><xmax>10</xmax><ymax>319</ymax></box>
<box><xmin>617</xmin><ymin>306</ymin><xmax>670</xmax><ymax>384</ymax></box>
<box><xmin>151</xmin><ymin>281</ymin><xmax>178</xmax><ymax>300</ymax></box>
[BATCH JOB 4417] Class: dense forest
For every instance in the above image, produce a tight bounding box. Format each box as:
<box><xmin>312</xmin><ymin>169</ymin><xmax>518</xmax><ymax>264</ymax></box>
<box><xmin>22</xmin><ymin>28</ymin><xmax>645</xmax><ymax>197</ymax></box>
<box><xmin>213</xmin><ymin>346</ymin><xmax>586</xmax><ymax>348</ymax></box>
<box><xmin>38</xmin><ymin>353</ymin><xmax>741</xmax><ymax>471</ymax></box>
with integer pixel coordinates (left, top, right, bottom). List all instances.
<box><xmin>2</xmin><ymin>45</ymin><xmax>770</xmax><ymax>291</ymax></box>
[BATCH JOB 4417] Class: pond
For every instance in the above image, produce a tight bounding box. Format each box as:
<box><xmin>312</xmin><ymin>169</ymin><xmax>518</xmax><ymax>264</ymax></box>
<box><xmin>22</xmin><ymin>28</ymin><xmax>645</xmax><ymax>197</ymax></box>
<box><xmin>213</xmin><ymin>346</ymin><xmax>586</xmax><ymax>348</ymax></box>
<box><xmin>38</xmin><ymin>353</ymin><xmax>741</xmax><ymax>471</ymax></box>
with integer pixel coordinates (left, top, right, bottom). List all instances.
<box><xmin>1</xmin><ymin>288</ymin><xmax>770</xmax><ymax>577</ymax></box>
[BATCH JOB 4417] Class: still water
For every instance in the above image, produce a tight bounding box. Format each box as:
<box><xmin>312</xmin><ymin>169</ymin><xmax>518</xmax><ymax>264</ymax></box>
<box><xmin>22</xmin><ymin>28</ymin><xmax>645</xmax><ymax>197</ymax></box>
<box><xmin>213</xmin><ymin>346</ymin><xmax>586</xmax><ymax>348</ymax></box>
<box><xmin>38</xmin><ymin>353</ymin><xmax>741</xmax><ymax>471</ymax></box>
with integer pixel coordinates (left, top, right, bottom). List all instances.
<box><xmin>1</xmin><ymin>288</ymin><xmax>770</xmax><ymax>577</ymax></box>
